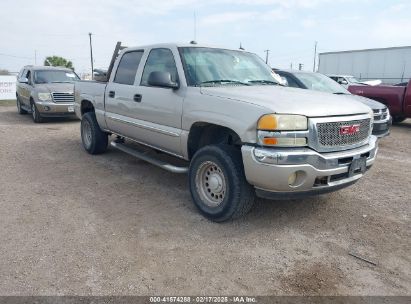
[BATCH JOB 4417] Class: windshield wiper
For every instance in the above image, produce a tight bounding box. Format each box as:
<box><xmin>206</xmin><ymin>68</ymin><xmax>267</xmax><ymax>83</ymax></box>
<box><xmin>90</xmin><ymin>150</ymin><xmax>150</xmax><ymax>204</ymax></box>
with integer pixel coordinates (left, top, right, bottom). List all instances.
<box><xmin>248</xmin><ymin>80</ymin><xmax>281</xmax><ymax>86</ymax></box>
<box><xmin>198</xmin><ymin>80</ymin><xmax>250</xmax><ymax>86</ymax></box>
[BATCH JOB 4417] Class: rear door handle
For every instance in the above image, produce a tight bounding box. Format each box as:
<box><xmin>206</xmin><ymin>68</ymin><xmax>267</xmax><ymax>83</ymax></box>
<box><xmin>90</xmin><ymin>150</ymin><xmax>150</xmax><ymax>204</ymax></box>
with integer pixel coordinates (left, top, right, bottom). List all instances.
<box><xmin>134</xmin><ymin>94</ymin><xmax>142</xmax><ymax>102</ymax></box>
<box><xmin>108</xmin><ymin>91</ymin><xmax>115</xmax><ymax>98</ymax></box>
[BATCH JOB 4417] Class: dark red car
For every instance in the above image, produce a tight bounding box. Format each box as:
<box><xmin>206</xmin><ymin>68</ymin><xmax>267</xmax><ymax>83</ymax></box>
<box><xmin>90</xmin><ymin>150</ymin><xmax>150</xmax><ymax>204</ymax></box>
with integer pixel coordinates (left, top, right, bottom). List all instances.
<box><xmin>348</xmin><ymin>80</ymin><xmax>411</xmax><ymax>124</ymax></box>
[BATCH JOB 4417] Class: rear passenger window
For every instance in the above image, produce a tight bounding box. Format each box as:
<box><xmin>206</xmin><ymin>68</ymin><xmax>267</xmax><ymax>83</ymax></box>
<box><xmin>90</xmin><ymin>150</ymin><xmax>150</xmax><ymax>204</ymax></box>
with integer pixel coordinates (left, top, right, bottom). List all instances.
<box><xmin>114</xmin><ymin>51</ymin><xmax>144</xmax><ymax>85</ymax></box>
<box><xmin>141</xmin><ymin>48</ymin><xmax>178</xmax><ymax>86</ymax></box>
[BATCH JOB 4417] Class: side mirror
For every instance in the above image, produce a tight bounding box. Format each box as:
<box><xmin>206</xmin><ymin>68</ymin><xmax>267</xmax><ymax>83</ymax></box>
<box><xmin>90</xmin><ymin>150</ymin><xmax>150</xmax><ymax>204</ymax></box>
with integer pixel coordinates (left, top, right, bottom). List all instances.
<box><xmin>148</xmin><ymin>71</ymin><xmax>179</xmax><ymax>89</ymax></box>
<box><xmin>18</xmin><ymin>77</ymin><xmax>29</xmax><ymax>84</ymax></box>
<box><xmin>280</xmin><ymin>77</ymin><xmax>288</xmax><ymax>86</ymax></box>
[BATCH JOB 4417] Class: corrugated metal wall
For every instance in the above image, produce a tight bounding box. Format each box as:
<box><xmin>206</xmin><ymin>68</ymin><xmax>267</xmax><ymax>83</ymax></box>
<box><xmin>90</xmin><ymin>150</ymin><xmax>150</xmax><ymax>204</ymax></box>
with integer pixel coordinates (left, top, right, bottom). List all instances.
<box><xmin>318</xmin><ymin>47</ymin><xmax>411</xmax><ymax>84</ymax></box>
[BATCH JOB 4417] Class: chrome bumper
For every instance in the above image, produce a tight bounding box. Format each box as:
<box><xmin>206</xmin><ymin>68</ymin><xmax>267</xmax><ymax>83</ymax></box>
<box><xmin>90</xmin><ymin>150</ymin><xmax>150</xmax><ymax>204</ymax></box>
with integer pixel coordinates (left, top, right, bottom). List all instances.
<box><xmin>35</xmin><ymin>101</ymin><xmax>76</xmax><ymax>116</ymax></box>
<box><xmin>241</xmin><ymin>136</ymin><xmax>378</xmax><ymax>199</ymax></box>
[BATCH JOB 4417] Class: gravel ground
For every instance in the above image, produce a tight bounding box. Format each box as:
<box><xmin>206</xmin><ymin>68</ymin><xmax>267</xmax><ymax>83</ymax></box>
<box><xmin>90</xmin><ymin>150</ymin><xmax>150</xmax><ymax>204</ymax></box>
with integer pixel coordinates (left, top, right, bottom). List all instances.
<box><xmin>0</xmin><ymin>105</ymin><xmax>410</xmax><ymax>296</ymax></box>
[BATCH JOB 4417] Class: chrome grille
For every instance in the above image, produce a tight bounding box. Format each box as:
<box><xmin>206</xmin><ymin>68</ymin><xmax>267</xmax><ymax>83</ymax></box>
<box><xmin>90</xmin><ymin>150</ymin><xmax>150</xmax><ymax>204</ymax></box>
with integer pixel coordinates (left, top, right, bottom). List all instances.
<box><xmin>373</xmin><ymin>108</ymin><xmax>388</xmax><ymax>121</ymax></box>
<box><xmin>317</xmin><ymin>118</ymin><xmax>371</xmax><ymax>147</ymax></box>
<box><xmin>52</xmin><ymin>92</ymin><xmax>74</xmax><ymax>103</ymax></box>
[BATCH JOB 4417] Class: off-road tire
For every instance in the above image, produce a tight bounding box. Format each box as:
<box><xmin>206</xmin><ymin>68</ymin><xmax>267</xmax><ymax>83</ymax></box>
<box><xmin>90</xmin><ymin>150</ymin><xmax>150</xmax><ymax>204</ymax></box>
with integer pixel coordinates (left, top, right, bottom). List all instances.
<box><xmin>81</xmin><ymin>112</ymin><xmax>108</xmax><ymax>154</ymax></box>
<box><xmin>30</xmin><ymin>101</ymin><xmax>43</xmax><ymax>123</ymax></box>
<box><xmin>189</xmin><ymin>144</ymin><xmax>255</xmax><ymax>222</ymax></box>
<box><xmin>16</xmin><ymin>96</ymin><xmax>27</xmax><ymax>114</ymax></box>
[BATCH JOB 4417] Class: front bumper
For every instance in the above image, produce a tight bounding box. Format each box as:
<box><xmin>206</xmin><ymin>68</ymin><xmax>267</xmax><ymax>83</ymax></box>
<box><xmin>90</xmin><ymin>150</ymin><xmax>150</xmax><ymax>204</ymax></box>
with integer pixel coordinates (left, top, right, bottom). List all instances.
<box><xmin>35</xmin><ymin>101</ymin><xmax>76</xmax><ymax>117</ymax></box>
<box><xmin>372</xmin><ymin>116</ymin><xmax>392</xmax><ymax>138</ymax></box>
<box><xmin>241</xmin><ymin>136</ymin><xmax>378</xmax><ymax>199</ymax></box>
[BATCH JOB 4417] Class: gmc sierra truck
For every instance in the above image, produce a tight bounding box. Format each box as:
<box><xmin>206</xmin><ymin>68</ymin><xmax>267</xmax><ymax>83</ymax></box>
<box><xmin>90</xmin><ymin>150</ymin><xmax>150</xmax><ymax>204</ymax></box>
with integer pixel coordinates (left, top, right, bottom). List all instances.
<box><xmin>74</xmin><ymin>42</ymin><xmax>378</xmax><ymax>222</ymax></box>
<box><xmin>348</xmin><ymin>80</ymin><xmax>411</xmax><ymax>124</ymax></box>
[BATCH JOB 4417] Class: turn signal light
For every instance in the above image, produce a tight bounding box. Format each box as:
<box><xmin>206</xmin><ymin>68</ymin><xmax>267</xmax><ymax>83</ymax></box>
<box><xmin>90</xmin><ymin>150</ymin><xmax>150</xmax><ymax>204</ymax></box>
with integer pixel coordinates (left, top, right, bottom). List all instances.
<box><xmin>258</xmin><ymin>115</ymin><xmax>277</xmax><ymax>130</ymax></box>
<box><xmin>262</xmin><ymin>137</ymin><xmax>278</xmax><ymax>145</ymax></box>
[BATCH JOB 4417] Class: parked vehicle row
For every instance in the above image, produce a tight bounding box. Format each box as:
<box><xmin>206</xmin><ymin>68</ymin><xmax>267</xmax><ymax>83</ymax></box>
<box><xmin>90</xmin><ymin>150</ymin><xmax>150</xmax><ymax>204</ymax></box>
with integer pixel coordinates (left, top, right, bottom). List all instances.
<box><xmin>73</xmin><ymin>42</ymin><xmax>379</xmax><ymax>221</ymax></box>
<box><xmin>275</xmin><ymin>69</ymin><xmax>391</xmax><ymax>137</ymax></box>
<box><xmin>348</xmin><ymin>80</ymin><xmax>411</xmax><ymax>124</ymax></box>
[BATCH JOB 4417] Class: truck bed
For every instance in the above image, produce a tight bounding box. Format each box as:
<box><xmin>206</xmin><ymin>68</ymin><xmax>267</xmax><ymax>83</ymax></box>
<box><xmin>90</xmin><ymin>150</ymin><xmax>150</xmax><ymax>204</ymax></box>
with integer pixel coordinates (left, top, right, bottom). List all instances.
<box><xmin>348</xmin><ymin>82</ymin><xmax>410</xmax><ymax>118</ymax></box>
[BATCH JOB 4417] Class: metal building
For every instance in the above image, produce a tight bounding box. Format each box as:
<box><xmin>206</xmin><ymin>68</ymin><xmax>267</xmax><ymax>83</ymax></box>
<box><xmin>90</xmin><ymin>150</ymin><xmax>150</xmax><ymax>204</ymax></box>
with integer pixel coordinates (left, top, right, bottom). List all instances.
<box><xmin>318</xmin><ymin>46</ymin><xmax>411</xmax><ymax>85</ymax></box>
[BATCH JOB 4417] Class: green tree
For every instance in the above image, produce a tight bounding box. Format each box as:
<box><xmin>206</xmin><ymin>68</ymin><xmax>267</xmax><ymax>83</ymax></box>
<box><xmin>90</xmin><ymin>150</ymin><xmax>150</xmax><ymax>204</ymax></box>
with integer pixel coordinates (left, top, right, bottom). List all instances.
<box><xmin>44</xmin><ymin>56</ymin><xmax>74</xmax><ymax>70</ymax></box>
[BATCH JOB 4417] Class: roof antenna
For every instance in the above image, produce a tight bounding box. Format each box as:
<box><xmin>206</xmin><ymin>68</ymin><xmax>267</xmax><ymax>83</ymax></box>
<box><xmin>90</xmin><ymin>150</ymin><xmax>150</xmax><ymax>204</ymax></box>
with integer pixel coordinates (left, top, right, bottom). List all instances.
<box><xmin>190</xmin><ymin>11</ymin><xmax>197</xmax><ymax>45</ymax></box>
<box><xmin>239</xmin><ymin>43</ymin><xmax>244</xmax><ymax>50</ymax></box>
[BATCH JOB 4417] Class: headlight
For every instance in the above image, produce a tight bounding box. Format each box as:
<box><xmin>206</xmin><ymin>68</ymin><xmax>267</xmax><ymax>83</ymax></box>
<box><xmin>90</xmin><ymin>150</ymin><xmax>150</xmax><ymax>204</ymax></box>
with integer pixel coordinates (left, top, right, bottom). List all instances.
<box><xmin>258</xmin><ymin>114</ymin><xmax>308</xmax><ymax>131</ymax></box>
<box><xmin>257</xmin><ymin>114</ymin><xmax>308</xmax><ymax>147</ymax></box>
<box><xmin>38</xmin><ymin>92</ymin><xmax>52</xmax><ymax>101</ymax></box>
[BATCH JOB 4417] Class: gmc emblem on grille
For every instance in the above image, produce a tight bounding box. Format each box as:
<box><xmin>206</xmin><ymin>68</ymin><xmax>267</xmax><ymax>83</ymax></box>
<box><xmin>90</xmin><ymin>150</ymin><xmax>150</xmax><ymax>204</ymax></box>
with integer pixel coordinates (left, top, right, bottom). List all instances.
<box><xmin>340</xmin><ymin>124</ymin><xmax>360</xmax><ymax>135</ymax></box>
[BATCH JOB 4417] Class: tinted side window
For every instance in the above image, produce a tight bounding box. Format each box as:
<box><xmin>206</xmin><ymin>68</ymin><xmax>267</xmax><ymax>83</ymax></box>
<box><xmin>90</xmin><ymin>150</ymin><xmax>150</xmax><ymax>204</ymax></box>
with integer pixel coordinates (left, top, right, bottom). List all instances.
<box><xmin>26</xmin><ymin>70</ymin><xmax>32</xmax><ymax>84</ymax></box>
<box><xmin>114</xmin><ymin>51</ymin><xmax>144</xmax><ymax>85</ymax></box>
<box><xmin>141</xmin><ymin>48</ymin><xmax>178</xmax><ymax>86</ymax></box>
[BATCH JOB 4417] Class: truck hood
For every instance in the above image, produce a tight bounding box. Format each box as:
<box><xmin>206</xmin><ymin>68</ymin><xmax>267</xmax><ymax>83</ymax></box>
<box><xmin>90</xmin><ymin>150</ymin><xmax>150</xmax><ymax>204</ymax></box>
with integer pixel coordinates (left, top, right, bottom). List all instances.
<box><xmin>348</xmin><ymin>94</ymin><xmax>386</xmax><ymax>110</ymax></box>
<box><xmin>200</xmin><ymin>86</ymin><xmax>372</xmax><ymax>117</ymax></box>
<box><xmin>36</xmin><ymin>83</ymin><xmax>74</xmax><ymax>93</ymax></box>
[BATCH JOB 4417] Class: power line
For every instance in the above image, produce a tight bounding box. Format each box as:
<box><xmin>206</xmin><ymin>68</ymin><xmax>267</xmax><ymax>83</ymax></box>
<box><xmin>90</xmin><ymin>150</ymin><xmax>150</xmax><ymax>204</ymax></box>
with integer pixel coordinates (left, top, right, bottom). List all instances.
<box><xmin>0</xmin><ymin>53</ymin><xmax>33</xmax><ymax>60</ymax></box>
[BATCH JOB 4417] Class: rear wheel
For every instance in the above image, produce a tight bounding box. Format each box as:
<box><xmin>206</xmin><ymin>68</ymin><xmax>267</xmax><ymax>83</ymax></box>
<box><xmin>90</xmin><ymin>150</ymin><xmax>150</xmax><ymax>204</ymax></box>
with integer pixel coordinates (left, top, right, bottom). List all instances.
<box><xmin>189</xmin><ymin>144</ymin><xmax>255</xmax><ymax>222</ymax></box>
<box><xmin>392</xmin><ymin>116</ymin><xmax>406</xmax><ymax>124</ymax></box>
<box><xmin>31</xmin><ymin>101</ymin><xmax>43</xmax><ymax>123</ymax></box>
<box><xmin>16</xmin><ymin>97</ymin><xmax>27</xmax><ymax>114</ymax></box>
<box><xmin>81</xmin><ymin>112</ymin><xmax>108</xmax><ymax>154</ymax></box>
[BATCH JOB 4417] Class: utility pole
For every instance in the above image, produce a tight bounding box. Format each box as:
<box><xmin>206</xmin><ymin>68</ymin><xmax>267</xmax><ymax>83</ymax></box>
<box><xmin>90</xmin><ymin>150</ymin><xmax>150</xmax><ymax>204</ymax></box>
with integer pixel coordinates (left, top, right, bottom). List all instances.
<box><xmin>264</xmin><ymin>50</ymin><xmax>270</xmax><ymax>64</ymax></box>
<box><xmin>313</xmin><ymin>41</ymin><xmax>318</xmax><ymax>72</ymax></box>
<box><xmin>299</xmin><ymin>63</ymin><xmax>304</xmax><ymax>71</ymax></box>
<box><xmin>34</xmin><ymin>50</ymin><xmax>37</xmax><ymax>65</ymax></box>
<box><xmin>89</xmin><ymin>32</ymin><xmax>94</xmax><ymax>80</ymax></box>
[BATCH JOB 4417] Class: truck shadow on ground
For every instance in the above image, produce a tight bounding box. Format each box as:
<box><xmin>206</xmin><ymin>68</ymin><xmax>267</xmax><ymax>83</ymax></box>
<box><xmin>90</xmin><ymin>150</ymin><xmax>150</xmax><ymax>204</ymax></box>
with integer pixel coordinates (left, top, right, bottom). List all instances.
<box><xmin>89</xmin><ymin>145</ymin><xmax>330</xmax><ymax>231</ymax></box>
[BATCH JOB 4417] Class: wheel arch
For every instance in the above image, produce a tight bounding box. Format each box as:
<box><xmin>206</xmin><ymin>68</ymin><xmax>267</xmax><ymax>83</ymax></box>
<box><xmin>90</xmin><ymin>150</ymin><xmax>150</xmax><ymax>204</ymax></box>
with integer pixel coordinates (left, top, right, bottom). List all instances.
<box><xmin>80</xmin><ymin>99</ymin><xmax>95</xmax><ymax>116</ymax></box>
<box><xmin>187</xmin><ymin>122</ymin><xmax>242</xmax><ymax>160</ymax></box>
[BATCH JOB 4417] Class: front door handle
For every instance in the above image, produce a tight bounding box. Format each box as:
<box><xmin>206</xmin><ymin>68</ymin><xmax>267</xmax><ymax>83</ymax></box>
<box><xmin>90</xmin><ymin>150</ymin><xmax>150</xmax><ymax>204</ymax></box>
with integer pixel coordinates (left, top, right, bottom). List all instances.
<box><xmin>134</xmin><ymin>94</ymin><xmax>142</xmax><ymax>102</ymax></box>
<box><xmin>108</xmin><ymin>91</ymin><xmax>115</xmax><ymax>98</ymax></box>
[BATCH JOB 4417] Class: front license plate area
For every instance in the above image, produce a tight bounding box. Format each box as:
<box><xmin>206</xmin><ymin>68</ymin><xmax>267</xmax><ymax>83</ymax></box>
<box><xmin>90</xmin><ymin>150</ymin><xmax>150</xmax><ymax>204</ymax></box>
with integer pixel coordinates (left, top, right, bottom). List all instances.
<box><xmin>68</xmin><ymin>106</ymin><xmax>74</xmax><ymax>112</ymax></box>
<box><xmin>349</xmin><ymin>157</ymin><xmax>367</xmax><ymax>177</ymax></box>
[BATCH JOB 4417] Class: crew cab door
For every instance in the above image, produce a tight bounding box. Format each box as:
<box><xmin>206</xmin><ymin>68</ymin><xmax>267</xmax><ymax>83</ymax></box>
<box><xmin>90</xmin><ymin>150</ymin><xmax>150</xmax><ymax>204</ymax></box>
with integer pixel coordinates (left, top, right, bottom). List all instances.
<box><xmin>104</xmin><ymin>50</ymin><xmax>145</xmax><ymax>137</ymax></box>
<box><xmin>105</xmin><ymin>47</ymin><xmax>185</xmax><ymax>157</ymax></box>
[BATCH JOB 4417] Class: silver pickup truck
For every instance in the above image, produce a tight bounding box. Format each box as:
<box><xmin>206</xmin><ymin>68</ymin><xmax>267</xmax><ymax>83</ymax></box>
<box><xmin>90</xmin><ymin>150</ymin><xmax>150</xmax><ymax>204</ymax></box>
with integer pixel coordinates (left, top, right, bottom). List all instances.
<box><xmin>74</xmin><ymin>42</ymin><xmax>378</xmax><ymax>222</ymax></box>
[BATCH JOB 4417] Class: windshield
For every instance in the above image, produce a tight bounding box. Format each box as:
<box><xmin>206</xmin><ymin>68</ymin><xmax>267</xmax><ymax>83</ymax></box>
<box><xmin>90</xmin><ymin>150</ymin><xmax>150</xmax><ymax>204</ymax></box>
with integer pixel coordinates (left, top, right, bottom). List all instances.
<box><xmin>34</xmin><ymin>70</ymin><xmax>79</xmax><ymax>84</ymax></box>
<box><xmin>179</xmin><ymin>47</ymin><xmax>280</xmax><ymax>87</ymax></box>
<box><xmin>293</xmin><ymin>72</ymin><xmax>350</xmax><ymax>94</ymax></box>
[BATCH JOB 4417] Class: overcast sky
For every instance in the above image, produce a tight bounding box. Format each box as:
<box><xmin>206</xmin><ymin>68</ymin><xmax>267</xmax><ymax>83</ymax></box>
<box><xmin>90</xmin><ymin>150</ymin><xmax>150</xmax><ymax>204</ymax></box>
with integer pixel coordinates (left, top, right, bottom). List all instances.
<box><xmin>1</xmin><ymin>0</ymin><xmax>410</xmax><ymax>75</ymax></box>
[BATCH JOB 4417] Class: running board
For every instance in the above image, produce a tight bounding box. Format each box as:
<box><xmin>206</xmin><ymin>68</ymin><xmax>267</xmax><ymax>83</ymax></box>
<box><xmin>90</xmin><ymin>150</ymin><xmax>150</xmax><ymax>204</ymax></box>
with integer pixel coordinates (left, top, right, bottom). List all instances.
<box><xmin>110</xmin><ymin>141</ymin><xmax>188</xmax><ymax>174</ymax></box>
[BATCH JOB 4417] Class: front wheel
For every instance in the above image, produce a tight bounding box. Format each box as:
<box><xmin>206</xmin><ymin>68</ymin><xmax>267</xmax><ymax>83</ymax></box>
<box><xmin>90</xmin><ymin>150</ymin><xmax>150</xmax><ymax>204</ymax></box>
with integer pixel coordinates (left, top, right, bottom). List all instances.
<box><xmin>31</xmin><ymin>101</ymin><xmax>43</xmax><ymax>123</ymax></box>
<box><xmin>81</xmin><ymin>112</ymin><xmax>108</xmax><ymax>154</ymax></box>
<box><xmin>189</xmin><ymin>144</ymin><xmax>255</xmax><ymax>222</ymax></box>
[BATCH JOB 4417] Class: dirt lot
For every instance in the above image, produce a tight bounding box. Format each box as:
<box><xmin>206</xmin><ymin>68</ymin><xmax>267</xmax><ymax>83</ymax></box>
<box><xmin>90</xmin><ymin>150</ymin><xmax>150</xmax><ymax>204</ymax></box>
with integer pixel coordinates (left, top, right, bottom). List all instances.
<box><xmin>0</xmin><ymin>105</ymin><xmax>410</xmax><ymax>296</ymax></box>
